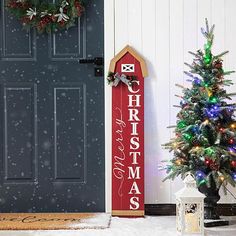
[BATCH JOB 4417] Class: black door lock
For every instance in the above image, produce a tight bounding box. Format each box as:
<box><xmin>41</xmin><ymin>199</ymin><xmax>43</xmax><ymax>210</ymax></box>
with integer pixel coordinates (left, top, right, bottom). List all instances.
<box><xmin>95</xmin><ymin>67</ymin><xmax>104</xmax><ymax>77</ymax></box>
<box><xmin>79</xmin><ymin>57</ymin><xmax>104</xmax><ymax>66</ymax></box>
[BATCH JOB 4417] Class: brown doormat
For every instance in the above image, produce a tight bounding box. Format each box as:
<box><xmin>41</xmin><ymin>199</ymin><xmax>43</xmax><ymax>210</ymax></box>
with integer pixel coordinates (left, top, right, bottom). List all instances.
<box><xmin>0</xmin><ymin>213</ymin><xmax>111</xmax><ymax>230</ymax></box>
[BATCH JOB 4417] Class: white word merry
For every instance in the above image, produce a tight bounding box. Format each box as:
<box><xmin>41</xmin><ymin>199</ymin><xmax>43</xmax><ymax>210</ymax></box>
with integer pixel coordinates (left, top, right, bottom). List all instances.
<box><xmin>113</xmin><ymin>107</ymin><xmax>126</xmax><ymax>197</ymax></box>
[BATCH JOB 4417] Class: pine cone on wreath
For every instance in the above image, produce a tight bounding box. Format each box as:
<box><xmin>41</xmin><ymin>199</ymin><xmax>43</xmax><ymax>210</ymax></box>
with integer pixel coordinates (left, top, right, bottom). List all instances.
<box><xmin>211</xmin><ymin>84</ymin><xmax>219</xmax><ymax>94</ymax></box>
<box><xmin>213</xmin><ymin>59</ymin><xmax>223</xmax><ymax>70</ymax></box>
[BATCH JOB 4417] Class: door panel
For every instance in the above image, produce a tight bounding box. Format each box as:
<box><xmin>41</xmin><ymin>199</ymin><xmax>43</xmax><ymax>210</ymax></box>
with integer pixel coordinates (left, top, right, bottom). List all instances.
<box><xmin>1</xmin><ymin>1</ymin><xmax>36</xmax><ymax>61</ymax></box>
<box><xmin>53</xmin><ymin>85</ymin><xmax>86</xmax><ymax>182</ymax></box>
<box><xmin>49</xmin><ymin>18</ymin><xmax>85</xmax><ymax>60</ymax></box>
<box><xmin>4</xmin><ymin>85</ymin><xmax>37</xmax><ymax>182</ymax></box>
<box><xmin>0</xmin><ymin>0</ymin><xmax>104</xmax><ymax>212</ymax></box>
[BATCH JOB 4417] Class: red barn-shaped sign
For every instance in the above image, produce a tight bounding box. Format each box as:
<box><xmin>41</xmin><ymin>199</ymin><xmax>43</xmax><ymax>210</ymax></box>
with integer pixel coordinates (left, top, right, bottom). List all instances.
<box><xmin>109</xmin><ymin>45</ymin><xmax>148</xmax><ymax>217</ymax></box>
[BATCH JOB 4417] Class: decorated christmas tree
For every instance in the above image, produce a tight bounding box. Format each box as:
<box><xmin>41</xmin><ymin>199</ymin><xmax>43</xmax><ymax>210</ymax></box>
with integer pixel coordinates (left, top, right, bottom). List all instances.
<box><xmin>163</xmin><ymin>19</ymin><xmax>236</xmax><ymax>191</ymax></box>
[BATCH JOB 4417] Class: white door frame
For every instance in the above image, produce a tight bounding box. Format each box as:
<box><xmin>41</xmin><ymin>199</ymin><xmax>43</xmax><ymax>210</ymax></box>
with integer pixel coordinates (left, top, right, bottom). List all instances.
<box><xmin>104</xmin><ymin>0</ymin><xmax>115</xmax><ymax>213</ymax></box>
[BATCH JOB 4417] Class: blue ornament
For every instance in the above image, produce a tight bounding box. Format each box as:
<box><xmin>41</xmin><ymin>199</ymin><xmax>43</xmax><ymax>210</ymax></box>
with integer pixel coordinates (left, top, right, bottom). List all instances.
<box><xmin>192</xmin><ymin>126</ymin><xmax>199</xmax><ymax>134</ymax></box>
<box><xmin>193</xmin><ymin>77</ymin><xmax>201</xmax><ymax>85</ymax></box>
<box><xmin>180</xmin><ymin>100</ymin><xmax>187</xmax><ymax>107</ymax></box>
<box><xmin>196</xmin><ymin>171</ymin><xmax>205</xmax><ymax>179</ymax></box>
<box><xmin>228</xmin><ymin>147</ymin><xmax>236</xmax><ymax>154</ymax></box>
<box><xmin>205</xmin><ymin>105</ymin><xmax>220</xmax><ymax>119</ymax></box>
<box><xmin>233</xmin><ymin>173</ymin><xmax>236</xmax><ymax>181</ymax></box>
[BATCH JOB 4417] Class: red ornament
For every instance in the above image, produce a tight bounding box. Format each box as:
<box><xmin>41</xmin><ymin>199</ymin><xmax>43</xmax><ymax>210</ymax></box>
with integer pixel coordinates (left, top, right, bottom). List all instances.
<box><xmin>219</xmin><ymin>127</ymin><xmax>224</xmax><ymax>132</ymax></box>
<box><xmin>231</xmin><ymin>160</ymin><xmax>236</xmax><ymax>168</ymax></box>
<box><xmin>205</xmin><ymin>158</ymin><xmax>212</xmax><ymax>165</ymax></box>
<box><xmin>205</xmin><ymin>158</ymin><xmax>219</xmax><ymax>170</ymax></box>
<box><xmin>210</xmin><ymin>163</ymin><xmax>219</xmax><ymax>171</ymax></box>
<box><xmin>229</xmin><ymin>139</ymin><xmax>234</xmax><ymax>144</ymax></box>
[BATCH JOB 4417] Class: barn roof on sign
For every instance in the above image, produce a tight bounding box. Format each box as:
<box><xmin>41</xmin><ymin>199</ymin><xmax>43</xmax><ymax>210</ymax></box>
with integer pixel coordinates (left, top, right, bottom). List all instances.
<box><xmin>109</xmin><ymin>45</ymin><xmax>148</xmax><ymax>77</ymax></box>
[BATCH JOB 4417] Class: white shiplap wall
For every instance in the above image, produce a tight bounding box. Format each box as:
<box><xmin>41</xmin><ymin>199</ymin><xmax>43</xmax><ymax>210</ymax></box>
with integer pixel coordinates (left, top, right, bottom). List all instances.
<box><xmin>110</xmin><ymin>0</ymin><xmax>236</xmax><ymax>204</ymax></box>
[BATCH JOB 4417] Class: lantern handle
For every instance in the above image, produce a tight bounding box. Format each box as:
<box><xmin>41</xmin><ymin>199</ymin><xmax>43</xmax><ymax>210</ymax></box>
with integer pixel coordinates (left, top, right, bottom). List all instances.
<box><xmin>184</xmin><ymin>172</ymin><xmax>195</xmax><ymax>179</ymax></box>
<box><xmin>183</xmin><ymin>172</ymin><xmax>197</xmax><ymax>187</ymax></box>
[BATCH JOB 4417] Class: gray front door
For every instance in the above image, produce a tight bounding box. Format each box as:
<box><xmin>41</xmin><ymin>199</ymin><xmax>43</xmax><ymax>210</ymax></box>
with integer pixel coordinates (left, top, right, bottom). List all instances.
<box><xmin>0</xmin><ymin>0</ymin><xmax>104</xmax><ymax>212</ymax></box>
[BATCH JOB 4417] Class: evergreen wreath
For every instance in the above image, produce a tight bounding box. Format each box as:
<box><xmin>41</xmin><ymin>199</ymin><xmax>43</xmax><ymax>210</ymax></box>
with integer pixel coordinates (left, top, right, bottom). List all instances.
<box><xmin>6</xmin><ymin>0</ymin><xmax>85</xmax><ymax>33</ymax></box>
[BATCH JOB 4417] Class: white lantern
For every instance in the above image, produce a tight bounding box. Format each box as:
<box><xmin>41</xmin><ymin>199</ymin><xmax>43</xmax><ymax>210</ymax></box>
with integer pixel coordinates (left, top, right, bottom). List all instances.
<box><xmin>175</xmin><ymin>174</ymin><xmax>205</xmax><ymax>235</ymax></box>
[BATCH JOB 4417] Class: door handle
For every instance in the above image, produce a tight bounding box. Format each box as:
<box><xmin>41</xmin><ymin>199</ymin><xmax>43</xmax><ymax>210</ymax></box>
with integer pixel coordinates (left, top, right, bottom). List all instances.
<box><xmin>79</xmin><ymin>57</ymin><xmax>104</xmax><ymax>77</ymax></box>
<box><xmin>79</xmin><ymin>57</ymin><xmax>104</xmax><ymax>66</ymax></box>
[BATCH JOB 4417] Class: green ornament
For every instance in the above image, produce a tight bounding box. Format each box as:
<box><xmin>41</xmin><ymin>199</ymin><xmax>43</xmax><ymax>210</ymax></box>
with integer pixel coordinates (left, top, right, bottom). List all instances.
<box><xmin>204</xmin><ymin>55</ymin><xmax>212</xmax><ymax>64</ymax></box>
<box><xmin>177</xmin><ymin>121</ymin><xmax>187</xmax><ymax>129</ymax></box>
<box><xmin>183</xmin><ymin>133</ymin><xmax>192</xmax><ymax>141</ymax></box>
<box><xmin>204</xmin><ymin>82</ymin><xmax>209</xmax><ymax>88</ymax></box>
<box><xmin>205</xmin><ymin>147</ymin><xmax>215</xmax><ymax>156</ymax></box>
<box><xmin>209</xmin><ymin>96</ymin><xmax>218</xmax><ymax>103</ymax></box>
<box><xmin>198</xmin><ymin>179</ymin><xmax>207</xmax><ymax>185</ymax></box>
<box><xmin>204</xmin><ymin>42</ymin><xmax>212</xmax><ymax>51</ymax></box>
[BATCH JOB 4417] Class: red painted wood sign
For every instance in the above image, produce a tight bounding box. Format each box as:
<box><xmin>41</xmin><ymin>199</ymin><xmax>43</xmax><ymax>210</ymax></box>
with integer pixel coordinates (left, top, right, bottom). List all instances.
<box><xmin>109</xmin><ymin>46</ymin><xmax>148</xmax><ymax>217</ymax></box>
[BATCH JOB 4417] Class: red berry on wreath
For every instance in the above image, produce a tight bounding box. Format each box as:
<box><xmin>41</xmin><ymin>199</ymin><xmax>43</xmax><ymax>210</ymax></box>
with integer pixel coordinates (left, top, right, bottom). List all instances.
<box><xmin>20</xmin><ymin>16</ymin><xmax>31</xmax><ymax>25</ymax></box>
<box><xmin>59</xmin><ymin>20</ymin><xmax>65</xmax><ymax>27</ymax></box>
<box><xmin>51</xmin><ymin>15</ymin><xmax>57</xmax><ymax>22</ymax></box>
<box><xmin>75</xmin><ymin>1</ymin><xmax>84</xmax><ymax>16</ymax></box>
<box><xmin>8</xmin><ymin>1</ymin><xmax>20</xmax><ymax>8</ymax></box>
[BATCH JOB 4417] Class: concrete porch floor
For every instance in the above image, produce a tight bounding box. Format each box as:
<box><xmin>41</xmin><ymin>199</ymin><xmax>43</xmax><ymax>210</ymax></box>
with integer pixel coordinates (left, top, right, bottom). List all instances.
<box><xmin>0</xmin><ymin>216</ymin><xmax>235</xmax><ymax>236</ymax></box>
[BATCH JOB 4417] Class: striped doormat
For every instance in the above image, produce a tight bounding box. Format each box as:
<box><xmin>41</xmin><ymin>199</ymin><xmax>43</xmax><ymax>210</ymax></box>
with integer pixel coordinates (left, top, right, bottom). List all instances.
<box><xmin>0</xmin><ymin>213</ymin><xmax>111</xmax><ymax>230</ymax></box>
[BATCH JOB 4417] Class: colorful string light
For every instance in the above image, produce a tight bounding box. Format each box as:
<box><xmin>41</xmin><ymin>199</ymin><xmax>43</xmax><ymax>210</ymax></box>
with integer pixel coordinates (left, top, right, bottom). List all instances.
<box><xmin>231</xmin><ymin>124</ymin><xmax>236</xmax><ymax>129</ymax></box>
<box><xmin>205</xmin><ymin>104</ymin><xmax>220</xmax><ymax>118</ymax></box>
<box><xmin>193</xmin><ymin>77</ymin><xmax>201</xmax><ymax>85</ymax></box>
<box><xmin>196</xmin><ymin>171</ymin><xmax>205</xmax><ymax>179</ymax></box>
<box><xmin>183</xmin><ymin>133</ymin><xmax>192</xmax><ymax>141</ymax></box>
<box><xmin>219</xmin><ymin>176</ymin><xmax>225</xmax><ymax>182</ymax></box>
<box><xmin>177</xmin><ymin>121</ymin><xmax>187</xmax><ymax>129</ymax></box>
<box><xmin>229</xmin><ymin>139</ymin><xmax>235</xmax><ymax>145</ymax></box>
<box><xmin>233</xmin><ymin>173</ymin><xmax>236</xmax><ymax>181</ymax></box>
<box><xmin>209</xmin><ymin>96</ymin><xmax>218</xmax><ymax>103</ymax></box>
<box><xmin>205</xmin><ymin>147</ymin><xmax>215</xmax><ymax>156</ymax></box>
<box><xmin>231</xmin><ymin>160</ymin><xmax>236</xmax><ymax>168</ymax></box>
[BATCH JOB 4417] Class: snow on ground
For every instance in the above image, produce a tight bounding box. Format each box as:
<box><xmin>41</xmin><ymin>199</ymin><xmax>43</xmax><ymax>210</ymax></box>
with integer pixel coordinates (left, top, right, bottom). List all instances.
<box><xmin>0</xmin><ymin>216</ymin><xmax>235</xmax><ymax>236</ymax></box>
